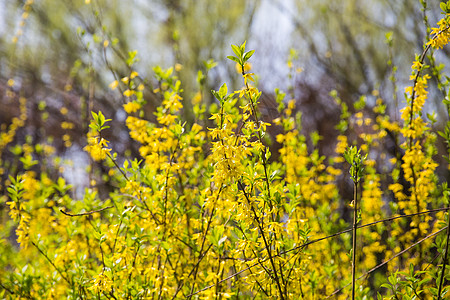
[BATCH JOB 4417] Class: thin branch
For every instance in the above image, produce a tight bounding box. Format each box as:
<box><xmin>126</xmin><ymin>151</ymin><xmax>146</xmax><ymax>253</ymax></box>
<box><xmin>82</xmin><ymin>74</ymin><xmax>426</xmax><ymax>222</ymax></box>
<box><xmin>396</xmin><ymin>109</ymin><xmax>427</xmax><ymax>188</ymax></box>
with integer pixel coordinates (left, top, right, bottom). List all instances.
<box><xmin>107</xmin><ymin>152</ymin><xmax>129</xmax><ymax>181</ymax></box>
<box><xmin>237</xmin><ymin>180</ymin><xmax>285</xmax><ymax>300</ymax></box>
<box><xmin>0</xmin><ymin>282</ymin><xmax>15</xmax><ymax>296</ymax></box>
<box><xmin>60</xmin><ymin>206</ymin><xmax>113</xmax><ymax>217</ymax></box>
<box><xmin>437</xmin><ymin>213</ymin><xmax>450</xmax><ymax>299</ymax></box>
<box><xmin>187</xmin><ymin>207</ymin><xmax>450</xmax><ymax>297</ymax></box>
<box><xmin>326</xmin><ymin>227</ymin><xmax>447</xmax><ymax>298</ymax></box>
<box><xmin>174</xmin><ymin>244</ymin><xmax>213</xmax><ymax>300</ymax></box>
<box><xmin>408</xmin><ymin>23</ymin><xmax>450</xmax><ymax>147</ymax></box>
<box><xmin>107</xmin><ymin>153</ymin><xmax>161</xmax><ymax>224</ymax></box>
<box><xmin>359</xmin><ymin>207</ymin><xmax>449</xmax><ymax>229</ymax></box>
<box><xmin>178</xmin><ymin>190</ymin><xmax>220</xmax><ymax>299</ymax></box>
<box><xmin>31</xmin><ymin>241</ymin><xmax>72</xmax><ymax>286</ymax></box>
<box><xmin>351</xmin><ymin>180</ymin><xmax>358</xmax><ymax>300</ymax></box>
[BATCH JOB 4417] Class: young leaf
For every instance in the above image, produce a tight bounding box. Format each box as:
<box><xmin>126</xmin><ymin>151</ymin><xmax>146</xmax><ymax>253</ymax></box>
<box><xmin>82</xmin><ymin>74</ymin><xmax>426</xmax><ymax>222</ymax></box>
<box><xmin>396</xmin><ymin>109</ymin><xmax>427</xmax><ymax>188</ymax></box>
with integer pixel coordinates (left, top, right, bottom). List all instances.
<box><xmin>243</xmin><ymin>50</ymin><xmax>255</xmax><ymax>62</ymax></box>
<box><xmin>211</xmin><ymin>90</ymin><xmax>221</xmax><ymax>102</ymax></box>
<box><xmin>218</xmin><ymin>83</ymin><xmax>228</xmax><ymax>99</ymax></box>
<box><xmin>240</xmin><ymin>41</ymin><xmax>246</xmax><ymax>52</ymax></box>
<box><xmin>231</xmin><ymin>44</ymin><xmax>241</xmax><ymax>58</ymax></box>
<box><xmin>227</xmin><ymin>55</ymin><xmax>240</xmax><ymax>64</ymax></box>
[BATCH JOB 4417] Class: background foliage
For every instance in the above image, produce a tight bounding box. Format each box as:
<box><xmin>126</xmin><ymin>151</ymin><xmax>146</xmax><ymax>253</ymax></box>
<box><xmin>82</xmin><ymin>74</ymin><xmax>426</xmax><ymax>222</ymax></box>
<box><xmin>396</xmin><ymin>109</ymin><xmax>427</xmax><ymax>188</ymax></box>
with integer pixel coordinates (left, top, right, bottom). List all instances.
<box><xmin>1</xmin><ymin>0</ymin><xmax>450</xmax><ymax>299</ymax></box>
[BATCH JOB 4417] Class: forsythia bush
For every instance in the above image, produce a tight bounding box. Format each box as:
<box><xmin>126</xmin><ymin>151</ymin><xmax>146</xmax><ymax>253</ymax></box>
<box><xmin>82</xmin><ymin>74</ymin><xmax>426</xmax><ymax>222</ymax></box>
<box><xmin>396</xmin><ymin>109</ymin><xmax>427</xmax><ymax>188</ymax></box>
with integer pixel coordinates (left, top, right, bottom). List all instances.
<box><xmin>2</xmin><ymin>2</ymin><xmax>450</xmax><ymax>300</ymax></box>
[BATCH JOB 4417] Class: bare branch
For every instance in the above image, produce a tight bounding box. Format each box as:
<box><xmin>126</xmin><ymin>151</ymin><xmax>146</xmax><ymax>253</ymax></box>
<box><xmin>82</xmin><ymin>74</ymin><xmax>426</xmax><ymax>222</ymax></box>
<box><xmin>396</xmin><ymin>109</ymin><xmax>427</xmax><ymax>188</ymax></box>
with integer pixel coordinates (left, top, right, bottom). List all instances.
<box><xmin>187</xmin><ymin>207</ymin><xmax>450</xmax><ymax>297</ymax></box>
<box><xmin>60</xmin><ymin>206</ymin><xmax>113</xmax><ymax>217</ymax></box>
<box><xmin>326</xmin><ymin>227</ymin><xmax>448</xmax><ymax>298</ymax></box>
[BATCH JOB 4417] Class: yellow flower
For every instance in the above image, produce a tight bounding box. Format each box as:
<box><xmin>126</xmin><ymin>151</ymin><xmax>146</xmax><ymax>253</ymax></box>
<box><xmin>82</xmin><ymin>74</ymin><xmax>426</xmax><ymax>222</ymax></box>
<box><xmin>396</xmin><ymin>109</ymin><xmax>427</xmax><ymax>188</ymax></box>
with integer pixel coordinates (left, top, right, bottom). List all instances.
<box><xmin>157</xmin><ymin>113</ymin><xmax>177</xmax><ymax>125</ymax></box>
<box><xmin>175</xmin><ymin>63</ymin><xmax>183</xmax><ymax>71</ymax></box>
<box><xmin>84</xmin><ymin>136</ymin><xmax>111</xmax><ymax>161</ymax></box>
<box><xmin>191</xmin><ymin>123</ymin><xmax>203</xmax><ymax>133</ymax></box>
<box><xmin>109</xmin><ymin>80</ymin><xmax>119</xmax><ymax>90</ymax></box>
<box><xmin>235</xmin><ymin>62</ymin><xmax>252</xmax><ymax>73</ymax></box>
<box><xmin>411</xmin><ymin>60</ymin><xmax>422</xmax><ymax>70</ymax></box>
<box><xmin>335</xmin><ymin>135</ymin><xmax>347</xmax><ymax>154</ymax></box>
<box><xmin>123</xmin><ymin>89</ymin><xmax>134</xmax><ymax>97</ymax></box>
<box><xmin>130</xmin><ymin>71</ymin><xmax>139</xmax><ymax>79</ymax></box>
<box><xmin>61</xmin><ymin>122</ymin><xmax>74</xmax><ymax>130</ymax></box>
<box><xmin>192</xmin><ymin>92</ymin><xmax>202</xmax><ymax>105</ymax></box>
<box><xmin>123</xmin><ymin>102</ymin><xmax>141</xmax><ymax>114</ymax></box>
<box><xmin>89</xmin><ymin>273</ymin><xmax>113</xmax><ymax>294</ymax></box>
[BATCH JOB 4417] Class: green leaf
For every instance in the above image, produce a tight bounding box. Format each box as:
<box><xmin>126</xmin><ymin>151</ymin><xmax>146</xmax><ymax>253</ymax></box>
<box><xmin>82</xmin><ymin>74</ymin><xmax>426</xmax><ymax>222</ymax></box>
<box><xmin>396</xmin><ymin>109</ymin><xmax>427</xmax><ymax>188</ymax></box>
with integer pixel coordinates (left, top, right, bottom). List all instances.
<box><xmin>353</xmin><ymin>95</ymin><xmax>366</xmax><ymax>110</ymax></box>
<box><xmin>126</xmin><ymin>50</ymin><xmax>138</xmax><ymax>66</ymax></box>
<box><xmin>89</xmin><ymin>123</ymin><xmax>98</xmax><ymax>131</ymax></box>
<box><xmin>265</xmin><ymin>149</ymin><xmax>271</xmax><ymax>161</ymax></box>
<box><xmin>211</xmin><ymin>90</ymin><xmax>221</xmax><ymax>102</ymax></box>
<box><xmin>98</xmin><ymin>111</ymin><xmax>105</xmax><ymax>124</ymax></box>
<box><xmin>243</xmin><ymin>50</ymin><xmax>255</xmax><ymax>62</ymax></box>
<box><xmin>310</xmin><ymin>131</ymin><xmax>322</xmax><ymax>146</ymax></box>
<box><xmin>218</xmin><ymin>83</ymin><xmax>228</xmax><ymax>99</ymax></box>
<box><xmin>196</xmin><ymin>70</ymin><xmax>205</xmax><ymax>85</ymax></box>
<box><xmin>203</xmin><ymin>59</ymin><xmax>218</xmax><ymax>70</ymax></box>
<box><xmin>231</xmin><ymin>44</ymin><xmax>241</xmax><ymax>58</ymax></box>
<box><xmin>91</xmin><ymin>111</ymin><xmax>99</xmax><ymax>122</ymax></box>
<box><xmin>227</xmin><ymin>55</ymin><xmax>240</xmax><ymax>63</ymax></box>
<box><xmin>218</xmin><ymin>236</ymin><xmax>227</xmax><ymax>246</ymax></box>
<box><xmin>427</xmin><ymin>112</ymin><xmax>437</xmax><ymax>124</ymax></box>
<box><xmin>240</xmin><ymin>41</ymin><xmax>246</xmax><ymax>53</ymax></box>
<box><xmin>92</xmin><ymin>33</ymin><xmax>102</xmax><ymax>43</ymax></box>
<box><xmin>269</xmin><ymin>170</ymin><xmax>279</xmax><ymax>181</ymax></box>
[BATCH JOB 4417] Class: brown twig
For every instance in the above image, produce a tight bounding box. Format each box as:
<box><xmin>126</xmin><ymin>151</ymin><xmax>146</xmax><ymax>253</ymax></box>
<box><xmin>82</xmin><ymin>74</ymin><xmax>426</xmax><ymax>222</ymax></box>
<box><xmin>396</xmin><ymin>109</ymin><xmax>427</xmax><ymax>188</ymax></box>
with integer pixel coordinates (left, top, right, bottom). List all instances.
<box><xmin>187</xmin><ymin>207</ymin><xmax>450</xmax><ymax>297</ymax></box>
<box><xmin>0</xmin><ymin>282</ymin><xmax>15</xmax><ymax>296</ymax></box>
<box><xmin>351</xmin><ymin>180</ymin><xmax>359</xmax><ymax>300</ymax></box>
<box><xmin>437</xmin><ymin>213</ymin><xmax>450</xmax><ymax>299</ymax></box>
<box><xmin>408</xmin><ymin>23</ymin><xmax>450</xmax><ymax>147</ymax></box>
<box><xmin>31</xmin><ymin>241</ymin><xmax>72</xmax><ymax>285</ymax></box>
<box><xmin>60</xmin><ymin>206</ymin><xmax>113</xmax><ymax>217</ymax></box>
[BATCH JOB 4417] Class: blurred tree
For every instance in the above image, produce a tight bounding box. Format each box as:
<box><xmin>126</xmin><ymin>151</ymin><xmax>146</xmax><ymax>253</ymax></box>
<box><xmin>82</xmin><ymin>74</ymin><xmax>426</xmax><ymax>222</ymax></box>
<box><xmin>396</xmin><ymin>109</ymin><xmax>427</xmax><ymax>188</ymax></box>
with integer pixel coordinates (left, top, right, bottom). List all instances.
<box><xmin>1</xmin><ymin>0</ymin><xmax>449</xmax><ymax>192</ymax></box>
<box><xmin>265</xmin><ymin>0</ymin><xmax>449</xmax><ymax>158</ymax></box>
<box><xmin>0</xmin><ymin>0</ymin><xmax>258</xmax><ymax>197</ymax></box>
<box><xmin>157</xmin><ymin>0</ymin><xmax>258</xmax><ymax>121</ymax></box>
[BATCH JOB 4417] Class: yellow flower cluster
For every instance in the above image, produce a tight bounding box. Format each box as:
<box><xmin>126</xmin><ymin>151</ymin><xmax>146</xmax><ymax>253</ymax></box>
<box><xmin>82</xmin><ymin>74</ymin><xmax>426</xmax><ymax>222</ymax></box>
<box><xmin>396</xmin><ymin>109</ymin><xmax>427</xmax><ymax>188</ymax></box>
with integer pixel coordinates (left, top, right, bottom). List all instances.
<box><xmin>402</xmin><ymin>74</ymin><xmax>431</xmax><ymax>140</ymax></box>
<box><xmin>427</xmin><ymin>15</ymin><xmax>450</xmax><ymax>49</ymax></box>
<box><xmin>0</xmin><ymin>97</ymin><xmax>27</xmax><ymax>153</ymax></box>
<box><xmin>84</xmin><ymin>132</ymin><xmax>111</xmax><ymax>161</ymax></box>
<box><xmin>123</xmin><ymin>101</ymin><xmax>141</xmax><ymax>114</ymax></box>
<box><xmin>384</xmin><ymin>13</ymin><xmax>450</xmax><ymax>276</ymax></box>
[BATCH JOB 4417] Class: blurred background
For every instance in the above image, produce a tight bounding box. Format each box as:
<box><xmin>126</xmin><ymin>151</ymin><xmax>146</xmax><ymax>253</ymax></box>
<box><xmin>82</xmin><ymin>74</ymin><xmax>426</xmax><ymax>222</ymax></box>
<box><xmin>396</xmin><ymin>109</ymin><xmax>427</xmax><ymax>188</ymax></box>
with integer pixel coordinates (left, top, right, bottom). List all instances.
<box><xmin>0</xmin><ymin>0</ymin><xmax>448</xmax><ymax>196</ymax></box>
